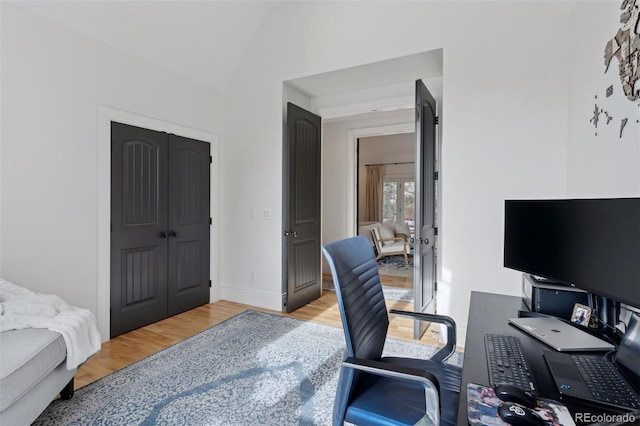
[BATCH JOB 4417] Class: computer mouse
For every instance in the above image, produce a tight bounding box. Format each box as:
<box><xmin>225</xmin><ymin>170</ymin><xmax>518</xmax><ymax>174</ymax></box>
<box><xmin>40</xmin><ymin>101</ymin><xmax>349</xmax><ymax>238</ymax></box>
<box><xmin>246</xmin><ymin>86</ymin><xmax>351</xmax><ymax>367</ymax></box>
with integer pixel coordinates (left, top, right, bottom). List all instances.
<box><xmin>497</xmin><ymin>402</ymin><xmax>545</xmax><ymax>426</ymax></box>
<box><xmin>494</xmin><ymin>383</ymin><xmax>536</xmax><ymax>408</ymax></box>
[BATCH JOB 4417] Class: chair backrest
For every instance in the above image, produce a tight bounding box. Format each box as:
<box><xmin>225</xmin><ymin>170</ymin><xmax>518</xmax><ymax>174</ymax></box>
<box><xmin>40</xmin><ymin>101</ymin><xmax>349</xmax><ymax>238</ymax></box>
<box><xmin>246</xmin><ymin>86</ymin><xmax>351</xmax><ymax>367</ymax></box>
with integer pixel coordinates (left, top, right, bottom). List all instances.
<box><xmin>322</xmin><ymin>236</ymin><xmax>389</xmax><ymax>360</ymax></box>
<box><xmin>370</xmin><ymin>227</ymin><xmax>384</xmax><ymax>253</ymax></box>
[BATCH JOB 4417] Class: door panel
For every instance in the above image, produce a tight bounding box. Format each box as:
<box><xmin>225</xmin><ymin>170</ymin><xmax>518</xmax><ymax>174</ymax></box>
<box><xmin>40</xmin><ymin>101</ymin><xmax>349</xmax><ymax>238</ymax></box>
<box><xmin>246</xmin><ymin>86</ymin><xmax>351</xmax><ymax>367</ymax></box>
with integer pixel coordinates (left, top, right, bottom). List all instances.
<box><xmin>414</xmin><ymin>79</ymin><xmax>438</xmax><ymax>339</ymax></box>
<box><xmin>284</xmin><ymin>103</ymin><xmax>322</xmax><ymax>313</ymax></box>
<box><xmin>111</xmin><ymin>123</ymin><xmax>211</xmax><ymax>337</ymax></box>
<box><xmin>111</xmin><ymin>122</ymin><xmax>168</xmax><ymax>337</ymax></box>
<box><xmin>167</xmin><ymin>134</ymin><xmax>211</xmax><ymax>316</ymax></box>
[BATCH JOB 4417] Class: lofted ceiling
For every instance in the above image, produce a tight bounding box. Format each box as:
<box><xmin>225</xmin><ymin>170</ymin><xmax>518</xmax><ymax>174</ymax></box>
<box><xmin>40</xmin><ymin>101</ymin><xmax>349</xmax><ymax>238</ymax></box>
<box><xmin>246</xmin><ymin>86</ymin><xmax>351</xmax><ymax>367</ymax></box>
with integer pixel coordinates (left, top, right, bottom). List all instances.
<box><xmin>12</xmin><ymin>0</ymin><xmax>289</xmax><ymax>92</ymax></box>
<box><xmin>12</xmin><ymin>1</ymin><xmax>443</xmax><ymax>107</ymax></box>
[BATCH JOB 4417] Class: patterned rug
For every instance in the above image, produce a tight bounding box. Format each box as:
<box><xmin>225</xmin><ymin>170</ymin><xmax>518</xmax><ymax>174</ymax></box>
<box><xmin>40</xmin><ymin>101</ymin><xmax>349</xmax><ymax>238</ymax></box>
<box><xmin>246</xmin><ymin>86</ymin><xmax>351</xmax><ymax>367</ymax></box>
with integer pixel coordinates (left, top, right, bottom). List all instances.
<box><xmin>35</xmin><ymin>311</ymin><xmax>461</xmax><ymax>425</ymax></box>
<box><xmin>322</xmin><ymin>278</ymin><xmax>413</xmax><ymax>303</ymax></box>
<box><xmin>377</xmin><ymin>254</ymin><xmax>414</xmax><ymax>277</ymax></box>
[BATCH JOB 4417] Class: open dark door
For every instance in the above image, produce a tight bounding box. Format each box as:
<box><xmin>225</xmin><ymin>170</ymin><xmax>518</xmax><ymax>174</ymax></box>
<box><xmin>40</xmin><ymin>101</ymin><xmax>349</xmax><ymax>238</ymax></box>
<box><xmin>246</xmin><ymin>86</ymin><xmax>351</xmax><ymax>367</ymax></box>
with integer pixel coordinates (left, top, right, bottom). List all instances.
<box><xmin>167</xmin><ymin>134</ymin><xmax>211</xmax><ymax>316</ymax></box>
<box><xmin>414</xmin><ymin>79</ymin><xmax>438</xmax><ymax>339</ymax></box>
<box><xmin>283</xmin><ymin>103</ymin><xmax>322</xmax><ymax>312</ymax></box>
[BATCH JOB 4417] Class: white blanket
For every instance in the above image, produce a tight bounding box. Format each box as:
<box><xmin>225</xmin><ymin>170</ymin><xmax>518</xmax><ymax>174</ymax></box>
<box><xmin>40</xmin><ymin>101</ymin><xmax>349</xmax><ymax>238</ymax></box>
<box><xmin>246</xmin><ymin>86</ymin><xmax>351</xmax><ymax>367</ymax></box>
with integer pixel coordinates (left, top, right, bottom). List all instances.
<box><xmin>0</xmin><ymin>278</ymin><xmax>101</xmax><ymax>370</ymax></box>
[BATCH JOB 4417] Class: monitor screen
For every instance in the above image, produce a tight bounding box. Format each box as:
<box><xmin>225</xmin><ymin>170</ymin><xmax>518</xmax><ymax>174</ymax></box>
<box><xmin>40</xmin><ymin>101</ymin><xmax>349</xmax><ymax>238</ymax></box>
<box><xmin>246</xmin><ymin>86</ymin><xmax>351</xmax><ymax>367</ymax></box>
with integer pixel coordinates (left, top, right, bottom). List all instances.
<box><xmin>504</xmin><ymin>198</ymin><xmax>640</xmax><ymax>309</ymax></box>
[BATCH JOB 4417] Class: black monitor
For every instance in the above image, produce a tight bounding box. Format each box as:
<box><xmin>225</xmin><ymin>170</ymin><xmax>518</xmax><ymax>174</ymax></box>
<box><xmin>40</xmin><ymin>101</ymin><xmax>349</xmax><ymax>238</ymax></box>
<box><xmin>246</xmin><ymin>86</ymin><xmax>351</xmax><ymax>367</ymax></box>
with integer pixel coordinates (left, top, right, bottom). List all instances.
<box><xmin>504</xmin><ymin>198</ymin><xmax>640</xmax><ymax>310</ymax></box>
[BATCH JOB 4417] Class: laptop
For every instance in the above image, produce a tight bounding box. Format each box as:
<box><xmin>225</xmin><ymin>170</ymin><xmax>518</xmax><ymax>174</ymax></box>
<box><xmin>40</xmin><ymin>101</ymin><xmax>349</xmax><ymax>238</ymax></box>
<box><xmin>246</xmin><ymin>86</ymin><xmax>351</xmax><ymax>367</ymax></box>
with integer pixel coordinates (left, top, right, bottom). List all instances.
<box><xmin>543</xmin><ymin>313</ymin><xmax>640</xmax><ymax>410</ymax></box>
<box><xmin>508</xmin><ymin>316</ymin><xmax>614</xmax><ymax>352</ymax></box>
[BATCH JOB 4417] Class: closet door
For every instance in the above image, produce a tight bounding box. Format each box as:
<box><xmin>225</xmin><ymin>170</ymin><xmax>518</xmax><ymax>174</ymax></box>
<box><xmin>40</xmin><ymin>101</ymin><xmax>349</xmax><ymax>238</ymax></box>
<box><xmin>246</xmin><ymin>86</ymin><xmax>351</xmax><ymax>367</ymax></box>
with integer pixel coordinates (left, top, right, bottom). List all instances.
<box><xmin>111</xmin><ymin>122</ymin><xmax>169</xmax><ymax>337</ymax></box>
<box><xmin>111</xmin><ymin>123</ymin><xmax>211</xmax><ymax>336</ymax></box>
<box><xmin>167</xmin><ymin>134</ymin><xmax>211</xmax><ymax>315</ymax></box>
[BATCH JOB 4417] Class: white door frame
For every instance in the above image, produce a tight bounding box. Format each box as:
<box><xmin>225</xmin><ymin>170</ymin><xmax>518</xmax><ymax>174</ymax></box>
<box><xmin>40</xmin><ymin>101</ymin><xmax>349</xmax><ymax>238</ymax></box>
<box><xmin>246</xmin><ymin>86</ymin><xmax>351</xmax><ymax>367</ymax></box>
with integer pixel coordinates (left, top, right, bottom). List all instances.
<box><xmin>97</xmin><ymin>106</ymin><xmax>219</xmax><ymax>341</ymax></box>
<box><xmin>345</xmin><ymin>122</ymin><xmax>414</xmax><ymax>236</ymax></box>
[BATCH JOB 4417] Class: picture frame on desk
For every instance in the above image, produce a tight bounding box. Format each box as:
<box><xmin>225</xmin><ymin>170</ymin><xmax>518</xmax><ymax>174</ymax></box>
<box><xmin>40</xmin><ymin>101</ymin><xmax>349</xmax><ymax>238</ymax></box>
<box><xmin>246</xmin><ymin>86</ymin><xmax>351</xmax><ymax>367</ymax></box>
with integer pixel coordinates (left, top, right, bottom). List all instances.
<box><xmin>571</xmin><ymin>303</ymin><xmax>592</xmax><ymax>327</ymax></box>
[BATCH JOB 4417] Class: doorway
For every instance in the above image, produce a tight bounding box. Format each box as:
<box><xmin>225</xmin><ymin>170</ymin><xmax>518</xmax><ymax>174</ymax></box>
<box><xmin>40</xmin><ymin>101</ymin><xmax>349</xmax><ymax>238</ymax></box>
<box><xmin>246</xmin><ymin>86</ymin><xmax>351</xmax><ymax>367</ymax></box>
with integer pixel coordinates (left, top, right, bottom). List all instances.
<box><xmin>282</xmin><ymin>50</ymin><xmax>443</xmax><ymax>323</ymax></box>
<box><xmin>356</xmin><ymin>133</ymin><xmax>416</xmax><ymax>305</ymax></box>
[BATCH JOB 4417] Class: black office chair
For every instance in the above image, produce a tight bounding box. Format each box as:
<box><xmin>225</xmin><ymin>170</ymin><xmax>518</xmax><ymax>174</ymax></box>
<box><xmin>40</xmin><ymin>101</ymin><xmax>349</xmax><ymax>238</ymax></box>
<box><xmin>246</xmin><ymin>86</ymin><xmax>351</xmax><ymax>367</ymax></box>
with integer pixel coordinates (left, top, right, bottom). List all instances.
<box><xmin>322</xmin><ymin>236</ymin><xmax>462</xmax><ymax>426</ymax></box>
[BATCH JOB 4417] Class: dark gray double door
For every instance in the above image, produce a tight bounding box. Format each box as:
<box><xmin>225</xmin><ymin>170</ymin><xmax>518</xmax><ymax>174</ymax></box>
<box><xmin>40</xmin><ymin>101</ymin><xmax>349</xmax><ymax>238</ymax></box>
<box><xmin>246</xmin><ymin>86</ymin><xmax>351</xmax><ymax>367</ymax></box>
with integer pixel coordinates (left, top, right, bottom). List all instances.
<box><xmin>111</xmin><ymin>122</ymin><xmax>210</xmax><ymax>337</ymax></box>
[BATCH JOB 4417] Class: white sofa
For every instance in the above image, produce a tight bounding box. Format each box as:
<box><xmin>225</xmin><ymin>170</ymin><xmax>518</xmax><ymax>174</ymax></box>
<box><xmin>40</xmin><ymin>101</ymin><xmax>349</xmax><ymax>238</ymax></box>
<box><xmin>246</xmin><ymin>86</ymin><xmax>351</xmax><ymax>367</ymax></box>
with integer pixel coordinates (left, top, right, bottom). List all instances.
<box><xmin>0</xmin><ymin>328</ymin><xmax>76</xmax><ymax>425</ymax></box>
<box><xmin>0</xmin><ymin>278</ymin><xmax>100</xmax><ymax>425</ymax></box>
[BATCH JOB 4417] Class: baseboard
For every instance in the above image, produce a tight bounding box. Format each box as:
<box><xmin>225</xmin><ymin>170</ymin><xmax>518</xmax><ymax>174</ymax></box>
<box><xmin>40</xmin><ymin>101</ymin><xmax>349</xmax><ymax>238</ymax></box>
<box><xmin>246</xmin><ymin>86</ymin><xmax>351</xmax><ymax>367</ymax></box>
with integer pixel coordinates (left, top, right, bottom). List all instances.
<box><xmin>218</xmin><ymin>284</ymin><xmax>282</xmax><ymax>311</ymax></box>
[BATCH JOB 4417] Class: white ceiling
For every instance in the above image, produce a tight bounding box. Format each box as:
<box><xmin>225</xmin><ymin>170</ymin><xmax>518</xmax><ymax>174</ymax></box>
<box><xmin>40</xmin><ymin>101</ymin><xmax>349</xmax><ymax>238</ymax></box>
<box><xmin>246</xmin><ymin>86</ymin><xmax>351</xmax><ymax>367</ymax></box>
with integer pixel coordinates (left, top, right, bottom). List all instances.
<box><xmin>13</xmin><ymin>0</ymin><xmax>288</xmax><ymax>92</ymax></box>
<box><xmin>290</xmin><ymin>51</ymin><xmax>443</xmax><ymax>121</ymax></box>
<box><xmin>287</xmin><ymin>50</ymin><xmax>443</xmax><ymax>98</ymax></box>
<box><xmin>12</xmin><ymin>1</ymin><xmax>443</xmax><ymax>102</ymax></box>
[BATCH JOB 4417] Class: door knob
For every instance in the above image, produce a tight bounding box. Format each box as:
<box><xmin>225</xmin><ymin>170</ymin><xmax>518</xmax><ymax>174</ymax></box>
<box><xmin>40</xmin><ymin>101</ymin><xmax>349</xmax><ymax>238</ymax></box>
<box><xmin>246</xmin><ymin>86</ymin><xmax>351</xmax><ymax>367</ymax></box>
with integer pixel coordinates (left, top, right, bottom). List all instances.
<box><xmin>423</xmin><ymin>238</ymin><xmax>429</xmax><ymax>245</ymax></box>
<box><xmin>159</xmin><ymin>231</ymin><xmax>168</xmax><ymax>239</ymax></box>
<box><xmin>284</xmin><ymin>231</ymin><xmax>290</xmax><ymax>237</ymax></box>
<box><xmin>169</xmin><ymin>231</ymin><xmax>179</xmax><ymax>238</ymax></box>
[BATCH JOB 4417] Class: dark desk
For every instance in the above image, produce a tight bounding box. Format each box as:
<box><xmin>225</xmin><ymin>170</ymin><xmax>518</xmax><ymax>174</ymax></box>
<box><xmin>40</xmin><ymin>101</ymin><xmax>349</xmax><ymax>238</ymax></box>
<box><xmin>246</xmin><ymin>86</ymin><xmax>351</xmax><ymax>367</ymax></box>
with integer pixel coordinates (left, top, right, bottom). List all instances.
<box><xmin>456</xmin><ymin>291</ymin><xmax>626</xmax><ymax>425</ymax></box>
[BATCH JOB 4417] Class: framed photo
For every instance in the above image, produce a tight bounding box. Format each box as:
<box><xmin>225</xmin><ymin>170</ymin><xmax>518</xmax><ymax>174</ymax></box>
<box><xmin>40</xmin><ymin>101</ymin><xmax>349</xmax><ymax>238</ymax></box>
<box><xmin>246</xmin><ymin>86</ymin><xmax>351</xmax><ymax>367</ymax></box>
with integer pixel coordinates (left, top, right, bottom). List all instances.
<box><xmin>571</xmin><ymin>303</ymin><xmax>592</xmax><ymax>327</ymax></box>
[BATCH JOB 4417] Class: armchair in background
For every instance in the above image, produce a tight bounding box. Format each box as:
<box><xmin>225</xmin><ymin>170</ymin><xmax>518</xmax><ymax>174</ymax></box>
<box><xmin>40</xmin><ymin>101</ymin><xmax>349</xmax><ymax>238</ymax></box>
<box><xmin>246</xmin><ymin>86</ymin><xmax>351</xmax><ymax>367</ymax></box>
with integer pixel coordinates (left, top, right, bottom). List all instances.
<box><xmin>322</xmin><ymin>236</ymin><xmax>461</xmax><ymax>425</ymax></box>
<box><xmin>371</xmin><ymin>226</ymin><xmax>410</xmax><ymax>265</ymax></box>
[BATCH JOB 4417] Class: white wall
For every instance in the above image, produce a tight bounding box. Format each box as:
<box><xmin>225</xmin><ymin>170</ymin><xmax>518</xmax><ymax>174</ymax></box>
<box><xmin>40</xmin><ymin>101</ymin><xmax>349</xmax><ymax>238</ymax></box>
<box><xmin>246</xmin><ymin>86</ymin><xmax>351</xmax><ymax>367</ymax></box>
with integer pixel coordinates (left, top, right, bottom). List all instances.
<box><xmin>567</xmin><ymin>1</ymin><xmax>640</xmax><ymax>197</ymax></box>
<box><xmin>0</xmin><ymin>0</ymin><xmax>3</xmax><ymax>277</ymax></box>
<box><xmin>222</xmin><ymin>1</ymin><xmax>573</xmax><ymax>337</ymax></box>
<box><xmin>0</xmin><ymin>4</ymin><xmax>223</xmax><ymax>328</ymax></box>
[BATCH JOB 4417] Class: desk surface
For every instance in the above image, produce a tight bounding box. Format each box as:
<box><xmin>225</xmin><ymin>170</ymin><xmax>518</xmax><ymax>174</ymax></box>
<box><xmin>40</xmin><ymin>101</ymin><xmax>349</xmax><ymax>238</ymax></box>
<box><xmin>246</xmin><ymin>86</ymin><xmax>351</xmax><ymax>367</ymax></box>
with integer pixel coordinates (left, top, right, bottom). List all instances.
<box><xmin>457</xmin><ymin>291</ymin><xmax>623</xmax><ymax>425</ymax></box>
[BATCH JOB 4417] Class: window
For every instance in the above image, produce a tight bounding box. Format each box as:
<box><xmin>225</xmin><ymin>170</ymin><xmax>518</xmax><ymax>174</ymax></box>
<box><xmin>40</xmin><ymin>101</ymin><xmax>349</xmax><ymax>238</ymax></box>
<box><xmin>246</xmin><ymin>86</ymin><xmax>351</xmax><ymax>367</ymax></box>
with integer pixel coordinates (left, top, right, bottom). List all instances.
<box><xmin>383</xmin><ymin>180</ymin><xmax>415</xmax><ymax>231</ymax></box>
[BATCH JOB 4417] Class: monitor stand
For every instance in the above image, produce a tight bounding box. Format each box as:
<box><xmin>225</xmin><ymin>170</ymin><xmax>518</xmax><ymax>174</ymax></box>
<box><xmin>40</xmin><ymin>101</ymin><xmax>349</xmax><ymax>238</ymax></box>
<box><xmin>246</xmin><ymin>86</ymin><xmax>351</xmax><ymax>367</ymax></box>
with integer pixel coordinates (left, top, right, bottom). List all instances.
<box><xmin>594</xmin><ymin>296</ymin><xmax>621</xmax><ymax>342</ymax></box>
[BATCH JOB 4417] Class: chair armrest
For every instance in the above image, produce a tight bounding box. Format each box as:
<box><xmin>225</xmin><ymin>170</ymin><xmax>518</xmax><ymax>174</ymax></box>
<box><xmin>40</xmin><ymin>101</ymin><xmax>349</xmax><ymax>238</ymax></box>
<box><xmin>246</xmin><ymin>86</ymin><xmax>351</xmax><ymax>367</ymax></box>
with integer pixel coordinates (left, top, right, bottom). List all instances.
<box><xmin>389</xmin><ymin>309</ymin><xmax>457</xmax><ymax>363</ymax></box>
<box><xmin>342</xmin><ymin>356</ymin><xmax>440</xmax><ymax>426</ymax></box>
<box><xmin>379</xmin><ymin>237</ymin><xmax>406</xmax><ymax>244</ymax></box>
<box><xmin>394</xmin><ymin>233</ymin><xmax>408</xmax><ymax>242</ymax></box>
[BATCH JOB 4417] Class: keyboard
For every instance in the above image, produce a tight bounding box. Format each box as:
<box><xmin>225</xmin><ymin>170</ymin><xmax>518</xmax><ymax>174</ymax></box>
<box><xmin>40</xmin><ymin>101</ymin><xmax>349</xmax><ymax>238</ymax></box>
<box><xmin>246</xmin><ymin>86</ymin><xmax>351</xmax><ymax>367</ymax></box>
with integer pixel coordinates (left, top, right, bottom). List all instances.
<box><xmin>572</xmin><ymin>355</ymin><xmax>640</xmax><ymax>409</ymax></box>
<box><xmin>485</xmin><ymin>333</ymin><xmax>536</xmax><ymax>392</ymax></box>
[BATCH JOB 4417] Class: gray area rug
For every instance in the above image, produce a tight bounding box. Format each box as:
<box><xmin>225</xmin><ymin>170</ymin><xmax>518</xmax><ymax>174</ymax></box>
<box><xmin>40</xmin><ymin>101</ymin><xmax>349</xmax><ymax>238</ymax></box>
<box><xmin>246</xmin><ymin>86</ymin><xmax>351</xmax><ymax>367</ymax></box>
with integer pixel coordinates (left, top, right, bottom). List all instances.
<box><xmin>35</xmin><ymin>310</ymin><xmax>461</xmax><ymax>425</ymax></box>
<box><xmin>322</xmin><ymin>278</ymin><xmax>413</xmax><ymax>303</ymax></box>
<box><xmin>377</xmin><ymin>254</ymin><xmax>414</xmax><ymax>277</ymax></box>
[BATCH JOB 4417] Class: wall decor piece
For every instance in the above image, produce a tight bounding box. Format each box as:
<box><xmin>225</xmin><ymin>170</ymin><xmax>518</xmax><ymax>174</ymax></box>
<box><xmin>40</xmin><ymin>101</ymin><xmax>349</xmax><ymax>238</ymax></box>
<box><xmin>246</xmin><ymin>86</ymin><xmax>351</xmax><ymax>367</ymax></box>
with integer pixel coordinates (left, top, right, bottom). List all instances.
<box><xmin>620</xmin><ymin>117</ymin><xmax>629</xmax><ymax>137</ymax></box>
<box><xmin>590</xmin><ymin>103</ymin><xmax>602</xmax><ymax>131</ymax></box>
<box><xmin>589</xmin><ymin>102</ymin><xmax>615</xmax><ymax>135</ymax></box>
<box><xmin>593</xmin><ymin>0</ymin><xmax>639</xmax><ymax>139</ymax></box>
<box><xmin>604</xmin><ymin>0</ymin><xmax>639</xmax><ymax>102</ymax></box>
<box><xmin>604</xmin><ymin>111</ymin><xmax>614</xmax><ymax>124</ymax></box>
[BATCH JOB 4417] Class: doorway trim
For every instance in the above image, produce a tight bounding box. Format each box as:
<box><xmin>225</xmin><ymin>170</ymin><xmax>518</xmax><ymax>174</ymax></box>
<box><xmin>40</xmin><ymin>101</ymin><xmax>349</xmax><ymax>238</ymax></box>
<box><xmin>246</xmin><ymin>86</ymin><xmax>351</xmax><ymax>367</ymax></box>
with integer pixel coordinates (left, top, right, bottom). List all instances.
<box><xmin>346</xmin><ymin>122</ymin><xmax>414</xmax><ymax>236</ymax></box>
<box><xmin>97</xmin><ymin>106</ymin><xmax>219</xmax><ymax>341</ymax></box>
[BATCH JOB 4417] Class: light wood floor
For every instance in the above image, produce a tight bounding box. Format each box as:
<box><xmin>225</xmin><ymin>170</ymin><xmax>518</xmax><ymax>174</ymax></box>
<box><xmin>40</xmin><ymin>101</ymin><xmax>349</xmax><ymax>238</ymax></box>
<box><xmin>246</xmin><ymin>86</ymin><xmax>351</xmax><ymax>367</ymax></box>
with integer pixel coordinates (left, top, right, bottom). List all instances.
<box><xmin>76</xmin><ymin>274</ymin><xmax>444</xmax><ymax>389</ymax></box>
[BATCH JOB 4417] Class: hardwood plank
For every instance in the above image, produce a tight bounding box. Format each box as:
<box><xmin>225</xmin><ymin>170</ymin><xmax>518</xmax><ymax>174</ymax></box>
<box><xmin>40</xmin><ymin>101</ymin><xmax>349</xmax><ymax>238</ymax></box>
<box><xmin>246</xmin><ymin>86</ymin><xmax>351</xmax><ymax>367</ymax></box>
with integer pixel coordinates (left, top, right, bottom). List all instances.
<box><xmin>76</xmin><ymin>285</ymin><xmax>449</xmax><ymax>389</ymax></box>
<box><xmin>379</xmin><ymin>273</ymin><xmax>413</xmax><ymax>289</ymax></box>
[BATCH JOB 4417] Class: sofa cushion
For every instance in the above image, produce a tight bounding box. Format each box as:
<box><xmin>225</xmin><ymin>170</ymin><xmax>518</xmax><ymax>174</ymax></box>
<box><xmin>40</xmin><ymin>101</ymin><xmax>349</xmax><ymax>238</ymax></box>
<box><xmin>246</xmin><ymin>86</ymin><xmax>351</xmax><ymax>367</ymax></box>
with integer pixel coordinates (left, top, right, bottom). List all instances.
<box><xmin>0</xmin><ymin>329</ymin><xmax>66</xmax><ymax>411</ymax></box>
<box><xmin>394</xmin><ymin>222</ymin><xmax>411</xmax><ymax>238</ymax></box>
<box><xmin>379</xmin><ymin>224</ymin><xmax>396</xmax><ymax>245</ymax></box>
